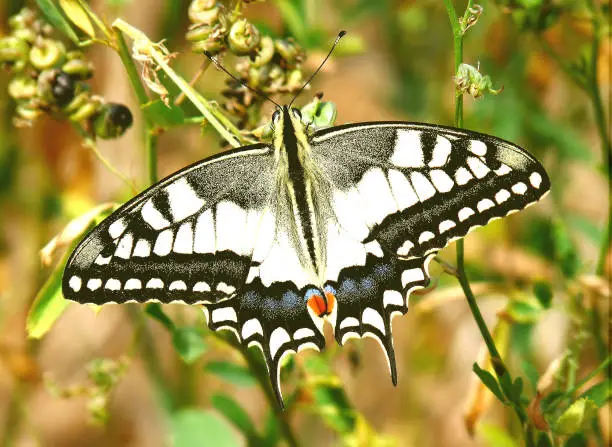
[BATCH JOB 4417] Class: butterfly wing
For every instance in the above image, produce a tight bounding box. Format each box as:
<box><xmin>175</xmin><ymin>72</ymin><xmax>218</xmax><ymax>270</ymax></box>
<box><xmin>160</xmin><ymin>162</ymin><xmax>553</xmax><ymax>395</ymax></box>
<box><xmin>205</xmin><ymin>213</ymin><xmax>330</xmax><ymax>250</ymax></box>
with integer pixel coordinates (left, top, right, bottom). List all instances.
<box><xmin>311</xmin><ymin>122</ymin><xmax>550</xmax><ymax>379</ymax></box>
<box><xmin>63</xmin><ymin>143</ymin><xmax>278</xmax><ymax>305</ymax></box>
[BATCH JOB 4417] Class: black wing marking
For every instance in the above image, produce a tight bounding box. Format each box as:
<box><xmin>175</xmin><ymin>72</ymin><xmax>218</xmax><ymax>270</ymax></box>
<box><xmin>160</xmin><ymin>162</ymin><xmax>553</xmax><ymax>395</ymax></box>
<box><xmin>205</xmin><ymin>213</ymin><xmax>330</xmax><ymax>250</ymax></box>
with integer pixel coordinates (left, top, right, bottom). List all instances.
<box><xmin>311</xmin><ymin>122</ymin><xmax>550</xmax><ymax>258</ymax></box>
<box><xmin>62</xmin><ymin>143</ymin><xmax>276</xmax><ymax>305</ymax></box>
<box><xmin>324</xmin><ymin>253</ymin><xmax>432</xmax><ymax>385</ymax></box>
<box><xmin>205</xmin><ymin>277</ymin><xmax>325</xmax><ymax>408</ymax></box>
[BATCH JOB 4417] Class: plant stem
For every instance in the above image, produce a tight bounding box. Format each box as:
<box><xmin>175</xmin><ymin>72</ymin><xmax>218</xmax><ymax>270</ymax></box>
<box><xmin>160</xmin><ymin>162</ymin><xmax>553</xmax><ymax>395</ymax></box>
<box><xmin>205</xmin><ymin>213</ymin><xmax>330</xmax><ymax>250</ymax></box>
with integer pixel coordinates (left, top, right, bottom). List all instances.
<box><xmin>213</xmin><ymin>333</ymin><xmax>300</xmax><ymax>447</ymax></box>
<box><xmin>442</xmin><ymin>0</ymin><xmax>508</xmax><ymax>377</ymax></box>
<box><xmin>566</xmin><ymin>355</ymin><xmax>611</xmax><ymax>397</ymax></box>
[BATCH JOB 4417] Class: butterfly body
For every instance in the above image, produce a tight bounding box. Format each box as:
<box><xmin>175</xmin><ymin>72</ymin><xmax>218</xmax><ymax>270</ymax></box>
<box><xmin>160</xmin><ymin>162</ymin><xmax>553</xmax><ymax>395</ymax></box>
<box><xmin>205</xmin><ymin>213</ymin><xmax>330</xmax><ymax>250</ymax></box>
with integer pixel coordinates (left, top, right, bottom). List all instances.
<box><xmin>63</xmin><ymin>105</ymin><xmax>550</xmax><ymax>407</ymax></box>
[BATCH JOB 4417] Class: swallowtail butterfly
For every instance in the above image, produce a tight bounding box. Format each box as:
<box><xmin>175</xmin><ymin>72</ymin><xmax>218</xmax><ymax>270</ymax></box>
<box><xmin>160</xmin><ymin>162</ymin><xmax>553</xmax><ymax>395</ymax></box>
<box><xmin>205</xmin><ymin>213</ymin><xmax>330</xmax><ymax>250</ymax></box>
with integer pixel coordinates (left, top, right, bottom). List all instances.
<box><xmin>61</xmin><ymin>38</ymin><xmax>550</xmax><ymax>407</ymax></box>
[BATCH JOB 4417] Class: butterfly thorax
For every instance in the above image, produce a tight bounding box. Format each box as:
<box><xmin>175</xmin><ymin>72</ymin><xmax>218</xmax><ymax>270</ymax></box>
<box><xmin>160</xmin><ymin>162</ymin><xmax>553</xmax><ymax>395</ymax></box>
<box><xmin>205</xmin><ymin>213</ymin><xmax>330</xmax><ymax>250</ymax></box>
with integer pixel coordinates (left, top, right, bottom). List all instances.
<box><xmin>273</xmin><ymin>106</ymin><xmax>327</xmax><ymax>283</ymax></box>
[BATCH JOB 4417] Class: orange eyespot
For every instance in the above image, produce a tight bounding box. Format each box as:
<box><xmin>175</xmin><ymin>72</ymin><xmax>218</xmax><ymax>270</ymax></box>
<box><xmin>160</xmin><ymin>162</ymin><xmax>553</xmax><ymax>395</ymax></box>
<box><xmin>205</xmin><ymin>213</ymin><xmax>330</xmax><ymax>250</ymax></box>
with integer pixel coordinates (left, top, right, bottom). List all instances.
<box><xmin>324</xmin><ymin>289</ymin><xmax>336</xmax><ymax>315</ymax></box>
<box><xmin>307</xmin><ymin>294</ymin><xmax>327</xmax><ymax>317</ymax></box>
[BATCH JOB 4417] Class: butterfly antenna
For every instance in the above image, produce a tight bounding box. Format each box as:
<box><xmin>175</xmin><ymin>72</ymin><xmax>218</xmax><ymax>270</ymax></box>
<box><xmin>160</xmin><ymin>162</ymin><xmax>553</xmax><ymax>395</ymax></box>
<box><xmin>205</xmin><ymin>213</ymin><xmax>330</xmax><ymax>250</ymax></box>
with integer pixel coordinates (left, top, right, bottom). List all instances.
<box><xmin>288</xmin><ymin>30</ymin><xmax>346</xmax><ymax>107</ymax></box>
<box><xmin>203</xmin><ymin>51</ymin><xmax>281</xmax><ymax>108</ymax></box>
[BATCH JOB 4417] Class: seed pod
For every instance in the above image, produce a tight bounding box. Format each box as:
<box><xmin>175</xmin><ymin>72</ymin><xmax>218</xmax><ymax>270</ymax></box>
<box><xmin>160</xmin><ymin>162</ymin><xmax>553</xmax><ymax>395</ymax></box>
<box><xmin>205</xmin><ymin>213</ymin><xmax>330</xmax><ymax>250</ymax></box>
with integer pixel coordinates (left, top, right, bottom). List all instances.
<box><xmin>62</xmin><ymin>52</ymin><xmax>94</xmax><ymax>80</ymax></box>
<box><xmin>8</xmin><ymin>7</ymin><xmax>37</xmax><ymax>31</ymax></box>
<box><xmin>0</xmin><ymin>36</ymin><xmax>31</xmax><ymax>71</ymax></box>
<box><xmin>8</xmin><ymin>76</ymin><xmax>38</xmax><ymax>100</ymax></box>
<box><xmin>227</xmin><ymin>19</ymin><xmax>260</xmax><ymax>56</ymax></box>
<box><xmin>187</xmin><ymin>24</ymin><xmax>226</xmax><ymax>54</ymax></box>
<box><xmin>275</xmin><ymin>38</ymin><xmax>304</xmax><ymax>67</ymax></box>
<box><xmin>29</xmin><ymin>38</ymin><xmax>65</xmax><ymax>70</ymax></box>
<box><xmin>92</xmin><ymin>103</ymin><xmax>133</xmax><ymax>139</ymax></box>
<box><xmin>188</xmin><ymin>0</ymin><xmax>222</xmax><ymax>25</ymax></box>
<box><xmin>251</xmin><ymin>36</ymin><xmax>274</xmax><ymax>67</ymax></box>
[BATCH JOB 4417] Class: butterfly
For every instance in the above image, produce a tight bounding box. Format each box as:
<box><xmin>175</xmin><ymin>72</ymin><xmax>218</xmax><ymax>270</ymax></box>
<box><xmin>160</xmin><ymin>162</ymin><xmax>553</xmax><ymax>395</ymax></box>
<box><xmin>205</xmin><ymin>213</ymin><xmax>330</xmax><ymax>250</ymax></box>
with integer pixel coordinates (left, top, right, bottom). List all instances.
<box><xmin>62</xmin><ymin>101</ymin><xmax>550</xmax><ymax>407</ymax></box>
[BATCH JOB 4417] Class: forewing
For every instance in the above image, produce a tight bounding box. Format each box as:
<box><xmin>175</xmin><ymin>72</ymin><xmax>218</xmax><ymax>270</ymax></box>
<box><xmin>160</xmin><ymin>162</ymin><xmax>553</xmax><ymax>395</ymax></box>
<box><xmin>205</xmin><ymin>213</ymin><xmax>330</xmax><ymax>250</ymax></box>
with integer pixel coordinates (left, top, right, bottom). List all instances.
<box><xmin>62</xmin><ymin>144</ymin><xmax>276</xmax><ymax>305</ymax></box>
<box><xmin>312</xmin><ymin>122</ymin><xmax>550</xmax><ymax>258</ymax></box>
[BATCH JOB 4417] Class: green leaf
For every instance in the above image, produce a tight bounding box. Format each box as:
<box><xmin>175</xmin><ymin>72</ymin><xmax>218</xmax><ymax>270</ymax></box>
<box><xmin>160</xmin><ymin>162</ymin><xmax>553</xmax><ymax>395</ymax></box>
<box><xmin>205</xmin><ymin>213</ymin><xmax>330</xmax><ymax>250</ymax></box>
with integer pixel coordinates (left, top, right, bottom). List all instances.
<box><xmin>533</xmin><ymin>281</ymin><xmax>553</xmax><ymax>309</ymax></box>
<box><xmin>172</xmin><ymin>327</ymin><xmax>207</xmax><ymax>364</ymax></box>
<box><xmin>204</xmin><ymin>361</ymin><xmax>256</xmax><ymax>387</ymax></box>
<box><xmin>145</xmin><ymin>302</ymin><xmax>175</xmax><ymax>331</ymax></box>
<box><xmin>171</xmin><ymin>409</ymin><xmax>240</xmax><ymax>447</ymax></box>
<box><xmin>141</xmin><ymin>100</ymin><xmax>186</xmax><ymax>129</ymax></box>
<box><xmin>579</xmin><ymin>380</ymin><xmax>611</xmax><ymax>408</ymax></box>
<box><xmin>58</xmin><ymin>0</ymin><xmax>95</xmax><ymax>38</ymax></box>
<box><xmin>521</xmin><ymin>360</ymin><xmax>540</xmax><ymax>394</ymax></box>
<box><xmin>536</xmin><ymin>433</ymin><xmax>553</xmax><ymax>447</ymax></box>
<box><xmin>555</xmin><ymin>398</ymin><xmax>598</xmax><ymax>435</ymax></box>
<box><xmin>505</xmin><ymin>297</ymin><xmax>543</xmax><ymax>324</ymax></box>
<box><xmin>211</xmin><ymin>394</ymin><xmax>258</xmax><ymax>439</ymax></box>
<box><xmin>262</xmin><ymin>409</ymin><xmax>280</xmax><ymax>447</ymax></box>
<box><xmin>472</xmin><ymin>363</ymin><xmax>507</xmax><ymax>403</ymax></box>
<box><xmin>563</xmin><ymin>433</ymin><xmax>587</xmax><ymax>447</ymax></box>
<box><xmin>35</xmin><ymin>0</ymin><xmax>80</xmax><ymax>44</ymax></box>
<box><xmin>26</xmin><ymin>250</ymin><xmax>71</xmax><ymax>339</ymax></box>
<box><xmin>478</xmin><ymin>424</ymin><xmax>519</xmax><ymax>447</ymax></box>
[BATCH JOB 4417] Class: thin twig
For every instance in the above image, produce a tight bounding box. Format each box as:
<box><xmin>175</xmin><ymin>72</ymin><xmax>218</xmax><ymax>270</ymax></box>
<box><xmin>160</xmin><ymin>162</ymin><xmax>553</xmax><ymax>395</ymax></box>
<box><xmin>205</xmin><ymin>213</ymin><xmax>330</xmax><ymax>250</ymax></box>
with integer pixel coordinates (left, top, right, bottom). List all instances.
<box><xmin>175</xmin><ymin>60</ymin><xmax>211</xmax><ymax>106</ymax></box>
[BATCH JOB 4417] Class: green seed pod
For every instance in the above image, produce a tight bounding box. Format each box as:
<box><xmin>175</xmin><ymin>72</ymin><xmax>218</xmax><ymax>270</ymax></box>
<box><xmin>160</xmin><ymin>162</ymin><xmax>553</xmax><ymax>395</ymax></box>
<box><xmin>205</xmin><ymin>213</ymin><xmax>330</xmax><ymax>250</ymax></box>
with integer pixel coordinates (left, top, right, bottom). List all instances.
<box><xmin>285</xmin><ymin>69</ymin><xmax>303</xmax><ymax>90</ymax></box>
<box><xmin>8</xmin><ymin>7</ymin><xmax>36</xmax><ymax>31</ymax></box>
<box><xmin>186</xmin><ymin>24</ymin><xmax>215</xmax><ymax>42</ymax></box>
<box><xmin>13</xmin><ymin>28</ymin><xmax>37</xmax><ymax>44</ymax></box>
<box><xmin>92</xmin><ymin>103</ymin><xmax>133</xmax><ymax>139</ymax></box>
<box><xmin>251</xmin><ymin>36</ymin><xmax>274</xmax><ymax>67</ymax></box>
<box><xmin>0</xmin><ymin>36</ymin><xmax>30</xmax><ymax>71</ymax></box>
<box><xmin>187</xmin><ymin>23</ymin><xmax>226</xmax><ymax>54</ymax></box>
<box><xmin>29</xmin><ymin>39</ymin><xmax>66</xmax><ymax>70</ymax></box>
<box><xmin>63</xmin><ymin>90</ymin><xmax>91</xmax><ymax>115</ymax></box>
<box><xmin>188</xmin><ymin>0</ymin><xmax>221</xmax><ymax>25</ymax></box>
<box><xmin>8</xmin><ymin>76</ymin><xmax>38</xmax><ymax>100</ymax></box>
<box><xmin>274</xmin><ymin>38</ymin><xmax>303</xmax><ymax>66</ymax></box>
<box><xmin>16</xmin><ymin>100</ymin><xmax>43</xmax><ymax>122</ymax></box>
<box><xmin>228</xmin><ymin>19</ymin><xmax>260</xmax><ymax>56</ymax></box>
<box><xmin>68</xmin><ymin>97</ymin><xmax>100</xmax><ymax>122</ymax></box>
<box><xmin>62</xmin><ymin>57</ymin><xmax>94</xmax><ymax>80</ymax></box>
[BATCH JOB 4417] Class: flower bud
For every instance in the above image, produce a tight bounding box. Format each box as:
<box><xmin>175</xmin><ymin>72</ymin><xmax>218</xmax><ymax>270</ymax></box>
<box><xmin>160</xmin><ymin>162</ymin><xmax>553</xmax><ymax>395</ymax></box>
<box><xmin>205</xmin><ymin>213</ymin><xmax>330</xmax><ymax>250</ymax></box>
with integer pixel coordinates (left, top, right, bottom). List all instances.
<box><xmin>8</xmin><ymin>75</ymin><xmax>38</xmax><ymax>100</ymax></box>
<box><xmin>188</xmin><ymin>0</ymin><xmax>221</xmax><ymax>25</ymax></box>
<box><xmin>0</xmin><ymin>36</ymin><xmax>30</xmax><ymax>71</ymax></box>
<box><xmin>251</xmin><ymin>36</ymin><xmax>274</xmax><ymax>67</ymax></box>
<box><xmin>62</xmin><ymin>52</ymin><xmax>94</xmax><ymax>80</ymax></box>
<box><xmin>228</xmin><ymin>19</ymin><xmax>260</xmax><ymax>56</ymax></box>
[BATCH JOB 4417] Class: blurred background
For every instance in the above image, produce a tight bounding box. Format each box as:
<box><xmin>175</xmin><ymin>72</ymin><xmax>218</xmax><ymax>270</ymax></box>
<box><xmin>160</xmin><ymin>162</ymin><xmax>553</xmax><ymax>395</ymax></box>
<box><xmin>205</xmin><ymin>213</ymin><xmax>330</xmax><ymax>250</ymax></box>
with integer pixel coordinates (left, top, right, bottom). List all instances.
<box><xmin>0</xmin><ymin>0</ymin><xmax>609</xmax><ymax>446</ymax></box>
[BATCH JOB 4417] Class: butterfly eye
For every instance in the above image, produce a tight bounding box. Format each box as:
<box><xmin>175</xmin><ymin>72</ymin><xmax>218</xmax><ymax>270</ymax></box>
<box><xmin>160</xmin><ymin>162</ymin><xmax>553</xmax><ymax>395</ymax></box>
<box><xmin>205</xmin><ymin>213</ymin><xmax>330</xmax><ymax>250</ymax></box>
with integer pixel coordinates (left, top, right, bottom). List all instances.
<box><xmin>292</xmin><ymin>108</ymin><xmax>302</xmax><ymax>120</ymax></box>
<box><xmin>272</xmin><ymin>110</ymin><xmax>280</xmax><ymax>124</ymax></box>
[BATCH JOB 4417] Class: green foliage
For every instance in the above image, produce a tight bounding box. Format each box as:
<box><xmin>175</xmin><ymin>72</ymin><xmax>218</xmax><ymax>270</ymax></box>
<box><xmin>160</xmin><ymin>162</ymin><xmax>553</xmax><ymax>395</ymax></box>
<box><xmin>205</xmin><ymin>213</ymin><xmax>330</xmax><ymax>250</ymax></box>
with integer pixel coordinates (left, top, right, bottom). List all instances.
<box><xmin>170</xmin><ymin>409</ymin><xmax>239</xmax><ymax>447</ymax></box>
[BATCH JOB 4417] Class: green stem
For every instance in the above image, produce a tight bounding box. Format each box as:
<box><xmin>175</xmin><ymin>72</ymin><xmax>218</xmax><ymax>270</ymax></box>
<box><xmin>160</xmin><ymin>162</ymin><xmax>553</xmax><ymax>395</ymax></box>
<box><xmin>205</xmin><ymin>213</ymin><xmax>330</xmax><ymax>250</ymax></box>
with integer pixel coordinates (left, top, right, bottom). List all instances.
<box><xmin>213</xmin><ymin>333</ymin><xmax>300</xmax><ymax>447</ymax></box>
<box><xmin>566</xmin><ymin>355</ymin><xmax>611</xmax><ymax>397</ymax></box>
<box><xmin>443</xmin><ymin>0</ymin><xmax>507</xmax><ymax>376</ymax></box>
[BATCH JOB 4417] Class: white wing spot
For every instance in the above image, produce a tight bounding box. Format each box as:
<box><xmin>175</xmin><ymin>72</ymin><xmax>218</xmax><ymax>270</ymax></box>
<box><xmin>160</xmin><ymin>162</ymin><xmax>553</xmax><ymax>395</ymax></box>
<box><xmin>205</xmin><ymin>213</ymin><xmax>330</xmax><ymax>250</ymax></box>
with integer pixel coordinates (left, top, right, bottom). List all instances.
<box><xmin>115</xmin><ymin>233</ymin><xmax>133</xmax><ymax>259</ymax></box>
<box><xmin>458</xmin><ymin>207</ymin><xmax>475</xmax><ymax>222</ymax></box>
<box><xmin>430</xmin><ymin>169</ymin><xmax>454</xmax><ymax>193</ymax></box>
<box><xmin>495</xmin><ymin>189</ymin><xmax>511</xmax><ymax>204</ymax></box>
<box><xmin>133</xmin><ymin>239</ymin><xmax>151</xmax><ymax>257</ymax></box>
<box><xmin>512</xmin><ymin>182</ymin><xmax>528</xmax><ymax>195</ymax></box>
<box><xmin>439</xmin><ymin>220</ymin><xmax>456</xmax><ymax>233</ymax></box>
<box><xmin>95</xmin><ymin>255</ymin><xmax>111</xmax><ymax>265</ymax></box>
<box><xmin>397</xmin><ymin>240</ymin><xmax>414</xmax><ymax>256</ymax></box>
<box><xmin>173</xmin><ymin>222</ymin><xmax>194</xmax><ymax>254</ymax></box>
<box><xmin>294</xmin><ymin>328</ymin><xmax>315</xmax><ymax>340</ymax></box>
<box><xmin>165</xmin><ymin>178</ymin><xmax>205</xmax><ymax>222</ymax></box>
<box><xmin>357</xmin><ymin>168</ymin><xmax>398</xmax><ymax>225</ymax></box>
<box><xmin>153</xmin><ymin>229</ymin><xmax>174</xmax><ymax>256</ymax></box>
<box><xmin>391</xmin><ymin>130</ymin><xmax>423</xmax><ymax>167</ymax></box>
<box><xmin>212</xmin><ymin>307</ymin><xmax>238</xmax><ymax>324</ymax></box>
<box><xmin>477</xmin><ymin>198</ymin><xmax>495</xmax><ymax>212</ymax></box>
<box><xmin>467</xmin><ymin>157</ymin><xmax>490</xmax><ymax>178</ymax></box>
<box><xmin>529</xmin><ymin>172</ymin><xmax>542</xmax><ymax>189</ymax></box>
<box><xmin>146</xmin><ymin>278</ymin><xmax>164</xmax><ymax>289</ymax></box>
<box><xmin>108</xmin><ymin>219</ymin><xmax>127</xmax><ymax>239</ymax></box>
<box><xmin>401</xmin><ymin>268</ymin><xmax>425</xmax><ymax>288</ymax></box>
<box><xmin>455</xmin><ymin>167</ymin><xmax>473</xmax><ymax>185</ymax></box>
<box><xmin>362</xmin><ymin>308</ymin><xmax>386</xmax><ymax>334</ymax></box>
<box><xmin>216</xmin><ymin>282</ymin><xmax>236</xmax><ymax>295</ymax></box>
<box><xmin>105</xmin><ymin>278</ymin><xmax>121</xmax><ymax>291</ymax></box>
<box><xmin>418</xmin><ymin>231</ymin><xmax>435</xmax><ymax>244</ymax></box>
<box><xmin>339</xmin><ymin>317</ymin><xmax>360</xmax><ymax>330</ymax></box>
<box><xmin>193</xmin><ymin>281</ymin><xmax>211</xmax><ymax>292</ymax></box>
<box><xmin>383</xmin><ymin>290</ymin><xmax>404</xmax><ymax>308</ymax></box>
<box><xmin>494</xmin><ymin>163</ymin><xmax>512</xmax><ymax>176</ymax></box>
<box><xmin>87</xmin><ymin>278</ymin><xmax>102</xmax><ymax>291</ymax></box>
<box><xmin>241</xmin><ymin>318</ymin><xmax>264</xmax><ymax>339</ymax></box>
<box><xmin>216</xmin><ymin>201</ymin><xmax>248</xmax><ymax>255</ymax></box>
<box><xmin>194</xmin><ymin>209</ymin><xmax>215</xmax><ymax>254</ymax></box>
<box><xmin>468</xmin><ymin>140</ymin><xmax>488</xmax><ymax>156</ymax></box>
<box><xmin>388</xmin><ymin>169</ymin><xmax>419</xmax><ymax>209</ymax></box>
<box><xmin>169</xmin><ymin>280</ymin><xmax>187</xmax><ymax>291</ymax></box>
<box><xmin>364</xmin><ymin>241</ymin><xmax>384</xmax><ymax>258</ymax></box>
<box><xmin>269</xmin><ymin>327</ymin><xmax>291</xmax><ymax>358</ymax></box>
<box><xmin>125</xmin><ymin>279</ymin><xmax>142</xmax><ymax>290</ymax></box>
<box><xmin>429</xmin><ymin>135</ymin><xmax>452</xmax><ymax>167</ymax></box>
<box><xmin>411</xmin><ymin>172</ymin><xmax>436</xmax><ymax>201</ymax></box>
<box><xmin>142</xmin><ymin>199</ymin><xmax>170</xmax><ymax>230</ymax></box>
<box><xmin>69</xmin><ymin>276</ymin><xmax>82</xmax><ymax>292</ymax></box>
